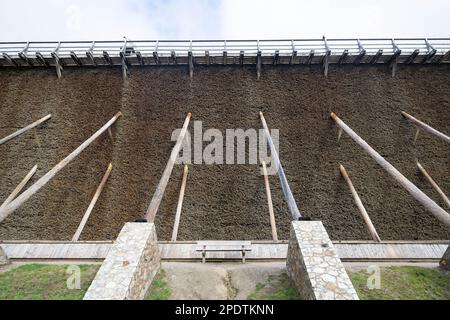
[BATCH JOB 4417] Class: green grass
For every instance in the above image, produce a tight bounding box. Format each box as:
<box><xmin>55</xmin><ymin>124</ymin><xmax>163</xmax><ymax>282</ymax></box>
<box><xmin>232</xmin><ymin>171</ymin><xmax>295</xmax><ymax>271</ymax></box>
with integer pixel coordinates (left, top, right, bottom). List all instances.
<box><xmin>247</xmin><ymin>272</ymin><xmax>300</xmax><ymax>300</ymax></box>
<box><xmin>0</xmin><ymin>263</ymin><xmax>99</xmax><ymax>300</ymax></box>
<box><xmin>145</xmin><ymin>269</ymin><xmax>171</xmax><ymax>300</ymax></box>
<box><xmin>349</xmin><ymin>266</ymin><xmax>450</xmax><ymax>300</ymax></box>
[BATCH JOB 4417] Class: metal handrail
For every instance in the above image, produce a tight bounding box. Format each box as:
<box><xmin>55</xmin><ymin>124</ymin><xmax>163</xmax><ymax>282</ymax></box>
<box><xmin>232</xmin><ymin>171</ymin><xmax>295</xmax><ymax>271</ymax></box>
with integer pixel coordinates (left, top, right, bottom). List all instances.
<box><xmin>1</xmin><ymin>38</ymin><xmax>449</xmax><ymax>58</ymax></box>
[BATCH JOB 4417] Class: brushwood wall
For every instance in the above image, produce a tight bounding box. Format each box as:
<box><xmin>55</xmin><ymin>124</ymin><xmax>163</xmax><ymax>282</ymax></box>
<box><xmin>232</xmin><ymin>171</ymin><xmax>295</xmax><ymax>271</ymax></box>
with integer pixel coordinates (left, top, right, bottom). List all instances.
<box><xmin>0</xmin><ymin>64</ymin><xmax>449</xmax><ymax>241</ymax></box>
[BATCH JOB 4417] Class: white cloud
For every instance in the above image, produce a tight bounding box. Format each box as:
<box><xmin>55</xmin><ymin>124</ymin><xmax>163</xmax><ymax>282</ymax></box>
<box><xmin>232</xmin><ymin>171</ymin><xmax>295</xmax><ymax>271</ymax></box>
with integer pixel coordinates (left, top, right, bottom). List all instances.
<box><xmin>0</xmin><ymin>0</ymin><xmax>449</xmax><ymax>41</ymax></box>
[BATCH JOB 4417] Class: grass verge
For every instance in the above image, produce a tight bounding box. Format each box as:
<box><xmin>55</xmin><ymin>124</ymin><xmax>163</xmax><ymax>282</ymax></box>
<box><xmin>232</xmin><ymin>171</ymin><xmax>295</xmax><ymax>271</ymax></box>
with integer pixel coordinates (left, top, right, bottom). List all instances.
<box><xmin>349</xmin><ymin>266</ymin><xmax>450</xmax><ymax>300</ymax></box>
<box><xmin>145</xmin><ymin>269</ymin><xmax>171</xmax><ymax>300</ymax></box>
<box><xmin>247</xmin><ymin>272</ymin><xmax>300</xmax><ymax>300</ymax></box>
<box><xmin>0</xmin><ymin>263</ymin><xmax>99</xmax><ymax>300</ymax></box>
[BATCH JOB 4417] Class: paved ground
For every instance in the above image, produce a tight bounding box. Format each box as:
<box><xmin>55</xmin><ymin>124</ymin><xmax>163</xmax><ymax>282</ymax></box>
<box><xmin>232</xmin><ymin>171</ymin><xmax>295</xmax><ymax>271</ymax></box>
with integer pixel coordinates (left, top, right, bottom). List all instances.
<box><xmin>160</xmin><ymin>261</ymin><xmax>287</xmax><ymax>300</ymax></box>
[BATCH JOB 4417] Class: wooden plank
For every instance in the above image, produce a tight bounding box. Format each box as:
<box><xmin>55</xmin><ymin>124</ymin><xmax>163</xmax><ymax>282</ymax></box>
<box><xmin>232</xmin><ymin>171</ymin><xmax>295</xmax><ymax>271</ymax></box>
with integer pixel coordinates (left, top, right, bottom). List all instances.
<box><xmin>0</xmin><ymin>112</ymin><xmax>122</xmax><ymax>223</ymax></box>
<box><xmin>262</xmin><ymin>161</ymin><xmax>278</xmax><ymax>241</ymax></box>
<box><xmin>145</xmin><ymin>113</ymin><xmax>191</xmax><ymax>222</ymax></box>
<box><xmin>417</xmin><ymin>162</ymin><xmax>450</xmax><ymax>209</ymax></box>
<box><xmin>260</xmin><ymin>112</ymin><xmax>301</xmax><ymax>220</ymax></box>
<box><xmin>0</xmin><ymin>114</ymin><xmax>51</xmax><ymax>145</ymax></box>
<box><xmin>331</xmin><ymin>112</ymin><xmax>450</xmax><ymax>228</ymax></box>
<box><xmin>171</xmin><ymin>165</ymin><xmax>189</xmax><ymax>242</ymax></box>
<box><xmin>339</xmin><ymin>164</ymin><xmax>381</xmax><ymax>242</ymax></box>
<box><xmin>72</xmin><ymin>163</ymin><xmax>113</xmax><ymax>241</ymax></box>
<box><xmin>0</xmin><ymin>165</ymin><xmax>37</xmax><ymax>211</ymax></box>
<box><xmin>402</xmin><ymin>111</ymin><xmax>450</xmax><ymax>144</ymax></box>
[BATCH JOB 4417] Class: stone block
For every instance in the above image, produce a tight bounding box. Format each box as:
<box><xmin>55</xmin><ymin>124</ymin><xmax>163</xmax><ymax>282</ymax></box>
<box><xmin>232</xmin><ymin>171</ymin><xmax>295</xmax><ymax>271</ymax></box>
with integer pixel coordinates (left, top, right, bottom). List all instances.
<box><xmin>286</xmin><ymin>221</ymin><xmax>358</xmax><ymax>300</ymax></box>
<box><xmin>84</xmin><ymin>222</ymin><xmax>160</xmax><ymax>300</ymax></box>
<box><xmin>439</xmin><ymin>245</ymin><xmax>450</xmax><ymax>271</ymax></box>
<box><xmin>0</xmin><ymin>246</ymin><xmax>9</xmax><ymax>266</ymax></box>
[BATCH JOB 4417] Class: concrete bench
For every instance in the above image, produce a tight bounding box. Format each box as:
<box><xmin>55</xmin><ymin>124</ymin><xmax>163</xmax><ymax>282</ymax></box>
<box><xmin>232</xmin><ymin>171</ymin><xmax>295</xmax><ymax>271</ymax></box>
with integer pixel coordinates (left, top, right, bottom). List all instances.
<box><xmin>196</xmin><ymin>241</ymin><xmax>252</xmax><ymax>263</ymax></box>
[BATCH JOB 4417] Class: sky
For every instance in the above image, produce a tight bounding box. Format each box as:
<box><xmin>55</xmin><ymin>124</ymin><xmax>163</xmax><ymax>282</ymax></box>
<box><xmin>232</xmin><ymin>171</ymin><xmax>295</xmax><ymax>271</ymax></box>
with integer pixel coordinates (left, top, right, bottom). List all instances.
<box><xmin>0</xmin><ymin>0</ymin><xmax>449</xmax><ymax>41</ymax></box>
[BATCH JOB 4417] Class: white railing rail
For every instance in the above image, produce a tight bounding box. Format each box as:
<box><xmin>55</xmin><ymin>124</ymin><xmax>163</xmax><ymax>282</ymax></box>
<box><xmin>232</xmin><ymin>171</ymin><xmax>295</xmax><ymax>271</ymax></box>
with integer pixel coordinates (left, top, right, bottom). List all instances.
<box><xmin>1</xmin><ymin>38</ymin><xmax>449</xmax><ymax>58</ymax></box>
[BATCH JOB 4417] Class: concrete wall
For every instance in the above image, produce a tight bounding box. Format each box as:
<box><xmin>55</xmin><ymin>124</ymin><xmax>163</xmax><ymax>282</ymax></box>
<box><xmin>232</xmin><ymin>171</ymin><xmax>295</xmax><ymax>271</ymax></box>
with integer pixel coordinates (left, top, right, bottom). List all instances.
<box><xmin>286</xmin><ymin>220</ymin><xmax>358</xmax><ymax>300</ymax></box>
<box><xmin>84</xmin><ymin>222</ymin><xmax>160</xmax><ymax>300</ymax></box>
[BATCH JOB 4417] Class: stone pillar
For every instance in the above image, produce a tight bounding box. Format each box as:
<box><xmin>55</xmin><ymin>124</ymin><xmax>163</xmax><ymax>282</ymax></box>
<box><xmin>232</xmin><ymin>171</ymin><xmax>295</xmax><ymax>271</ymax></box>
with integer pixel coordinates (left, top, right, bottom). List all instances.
<box><xmin>286</xmin><ymin>221</ymin><xmax>359</xmax><ymax>300</ymax></box>
<box><xmin>84</xmin><ymin>222</ymin><xmax>160</xmax><ymax>300</ymax></box>
<box><xmin>0</xmin><ymin>246</ymin><xmax>9</xmax><ymax>266</ymax></box>
<box><xmin>440</xmin><ymin>245</ymin><xmax>450</xmax><ymax>271</ymax></box>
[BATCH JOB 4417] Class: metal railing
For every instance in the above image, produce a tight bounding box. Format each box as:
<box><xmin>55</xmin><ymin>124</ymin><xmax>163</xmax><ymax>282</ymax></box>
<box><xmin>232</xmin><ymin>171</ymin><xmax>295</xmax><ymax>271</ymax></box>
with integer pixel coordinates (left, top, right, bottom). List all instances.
<box><xmin>1</xmin><ymin>38</ymin><xmax>450</xmax><ymax>58</ymax></box>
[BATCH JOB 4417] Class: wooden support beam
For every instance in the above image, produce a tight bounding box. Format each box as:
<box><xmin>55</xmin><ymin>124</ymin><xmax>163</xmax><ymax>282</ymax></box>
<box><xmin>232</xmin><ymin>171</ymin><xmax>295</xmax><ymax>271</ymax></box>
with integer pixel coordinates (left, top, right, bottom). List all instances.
<box><xmin>239</xmin><ymin>51</ymin><xmax>244</xmax><ymax>66</ymax></box>
<box><xmin>322</xmin><ymin>50</ymin><xmax>331</xmax><ymax>76</ymax></box>
<box><xmin>370</xmin><ymin>49</ymin><xmax>383</xmax><ymax>64</ymax></box>
<box><xmin>262</xmin><ymin>161</ymin><xmax>278</xmax><ymax>241</ymax></box>
<box><xmin>256</xmin><ymin>50</ymin><xmax>262</xmax><ymax>80</ymax></box>
<box><xmin>2</xmin><ymin>53</ymin><xmax>18</xmax><ymax>67</ymax></box>
<box><xmin>438</xmin><ymin>50</ymin><xmax>450</xmax><ymax>63</ymax></box>
<box><xmin>306</xmin><ymin>50</ymin><xmax>314</xmax><ymax>65</ymax></box>
<box><xmin>338</xmin><ymin>49</ymin><xmax>349</xmax><ymax>65</ymax></box>
<box><xmin>353</xmin><ymin>49</ymin><xmax>366</xmax><ymax>64</ymax></box>
<box><xmin>0</xmin><ymin>165</ymin><xmax>37</xmax><ymax>211</ymax></box>
<box><xmin>422</xmin><ymin>49</ymin><xmax>437</xmax><ymax>64</ymax></box>
<box><xmin>289</xmin><ymin>50</ymin><xmax>297</xmax><ymax>65</ymax></box>
<box><xmin>260</xmin><ymin>112</ymin><xmax>302</xmax><ymax>220</ymax></box>
<box><xmin>188</xmin><ymin>51</ymin><xmax>194</xmax><ymax>78</ymax></box>
<box><xmin>102</xmin><ymin>51</ymin><xmax>113</xmax><ymax>65</ymax></box>
<box><xmin>36</xmin><ymin>52</ymin><xmax>49</xmax><ymax>66</ymax></box>
<box><xmin>388</xmin><ymin>49</ymin><xmax>401</xmax><ymax>77</ymax></box>
<box><xmin>51</xmin><ymin>52</ymin><xmax>63</xmax><ymax>78</ymax></box>
<box><xmin>417</xmin><ymin>162</ymin><xmax>450</xmax><ymax>210</ymax></box>
<box><xmin>0</xmin><ymin>112</ymin><xmax>122</xmax><ymax>223</ymax></box>
<box><xmin>70</xmin><ymin>51</ymin><xmax>82</xmax><ymax>66</ymax></box>
<box><xmin>136</xmin><ymin>51</ymin><xmax>144</xmax><ymax>66</ymax></box>
<box><xmin>406</xmin><ymin>49</ymin><xmax>419</xmax><ymax>64</ymax></box>
<box><xmin>205</xmin><ymin>50</ymin><xmax>210</xmax><ymax>65</ymax></box>
<box><xmin>401</xmin><ymin>111</ymin><xmax>450</xmax><ymax>144</ymax></box>
<box><xmin>18</xmin><ymin>52</ymin><xmax>33</xmax><ymax>66</ymax></box>
<box><xmin>145</xmin><ymin>112</ymin><xmax>191</xmax><ymax>222</ymax></box>
<box><xmin>0</xmin><ymin>114</ymin><xmax>51</xmax><ymax>145</ymax></box>
<box><xmin>273</xmin><ymin>50</ymin><xmax>279</xmax><ymax>65</ymax></box>
<box><xmin>152</xmin><ymin>51</ymin><xmax>159</xmax><ymax>64</ymax></box>
<box><xmin>72</xmin><ymin>163</ymin><xmax>113</xmax><ymax>241</ymax></box>
<box><xmin>223</xmin><ymin>51</ymin><xmax>227</xmax><ymax>65</ymax></box>
<box><xmin>171</xmin><ymin>165</ymin><xmax>189</xmax><ymax>242</ymax></box>
<box><xmin>171</xmin><ymin>51</ymin><xmax>177</xmax><ymax>64</ymax></box>
<box><xmin>86</xmin><ymin>51</ymin><xmax>97</xmax><ymax>66</ymax></box>
<box><xmin>331</xmin><ymin>112</ymin><xmax>450</xmax><ymax>228</ymax></box>
<box><xmin>339</xmin><ymin>164</ymin><xmax>381</xmax><ymax>242</ymax></box>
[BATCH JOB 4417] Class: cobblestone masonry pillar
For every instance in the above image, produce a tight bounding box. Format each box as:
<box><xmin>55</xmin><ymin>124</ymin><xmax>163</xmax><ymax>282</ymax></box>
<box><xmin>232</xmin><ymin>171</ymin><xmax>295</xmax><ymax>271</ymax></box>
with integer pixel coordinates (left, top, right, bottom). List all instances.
<box><xmin>84</xmin><ymin>222</ymin><xmax>161</xmax><ymax>300</ymax></box>
<box><xmin>440</xmin><ymin>245</ymin><xmax>450</xmax><ymax>271</ymax></box>
<box><xmin>0</xmin><ymin>246</ymin><xmax>9</xmax><ymax>266</ymax></box>
<box><xmin>286</xmin><ymin>221</ymin><xmax>359</xmax><ymax>300</ymax></box>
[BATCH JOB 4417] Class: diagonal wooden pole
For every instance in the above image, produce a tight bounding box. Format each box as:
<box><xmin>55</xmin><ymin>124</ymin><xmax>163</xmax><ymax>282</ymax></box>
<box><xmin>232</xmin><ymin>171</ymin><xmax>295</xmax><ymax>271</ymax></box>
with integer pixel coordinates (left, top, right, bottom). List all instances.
<box><xmin>72</xmin><ymin>163</ymin><xmax>113</xmax><ymax>242</ymax></box>
<box><xmin>262</xmin><ymin>161</ymin><xmax>278</xmax><ymax>241</ymax></box>
<box><xmin>331</xmin><ymin>112</ymin><xmax>450</xmax><ymax>228</ymax></box>
<box><xmin>0</xmin><ymin>165</ymin><xmax>38</xmax><ymax>211</ymax></box>
<box><xmin>171</xmin><ymin>165</ymin><xmax>189</xmax><ymax>242</ymax></box>
<box><xmin>339</xmin><ymin>164</ymin><xmax>381</xmax><ymax>242</ymax></box>
<box><xmin>146</xmin><ymin>112</ymin><xmax>191</xmax><ymax>222</ymax></box>
<box><xmin>260</xmin><ymin>112</ymin><xmax>301</xmax><ymax>220</ymax></box>
<box><xmin>417</xmin><ymin>162</ymin><xmax>450</xmax><ymax>210</ymax></box>
<box><xmin>0</xmin><ymin>114</ymin><xmax>51</xmax><ymax>145</ymax></box>
<box><xmin>401</xmin><ymin>111</ymin><xmax>450</xmax><ymax>144</ymax></box>
<box><xmin>0</xmin><ymin>112</ymin><xmax>122</xmax><ymax>223</ymax></box>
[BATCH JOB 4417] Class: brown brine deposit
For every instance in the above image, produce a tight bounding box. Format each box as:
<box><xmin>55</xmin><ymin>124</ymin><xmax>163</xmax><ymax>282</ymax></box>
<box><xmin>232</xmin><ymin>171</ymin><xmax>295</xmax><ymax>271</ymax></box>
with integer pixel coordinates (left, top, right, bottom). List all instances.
<box><xmin>0</xmin><ymin>64</ymin><xmax>449</xmax><ymax>241</ymax></box>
